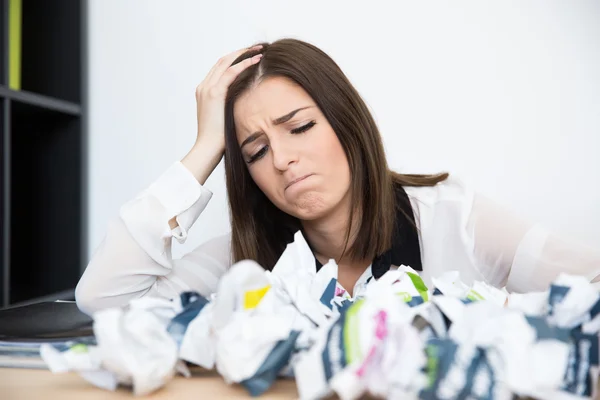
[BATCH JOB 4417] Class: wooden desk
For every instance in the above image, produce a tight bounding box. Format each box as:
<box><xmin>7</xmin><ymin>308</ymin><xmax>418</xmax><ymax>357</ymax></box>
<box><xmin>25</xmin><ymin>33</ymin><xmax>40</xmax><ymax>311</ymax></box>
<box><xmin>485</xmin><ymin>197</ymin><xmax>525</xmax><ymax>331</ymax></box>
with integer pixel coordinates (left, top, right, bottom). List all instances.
<box><xmin>0</xmin><ymin>368</ymin><xmax>299</xmax><ymax>400</ymax></box>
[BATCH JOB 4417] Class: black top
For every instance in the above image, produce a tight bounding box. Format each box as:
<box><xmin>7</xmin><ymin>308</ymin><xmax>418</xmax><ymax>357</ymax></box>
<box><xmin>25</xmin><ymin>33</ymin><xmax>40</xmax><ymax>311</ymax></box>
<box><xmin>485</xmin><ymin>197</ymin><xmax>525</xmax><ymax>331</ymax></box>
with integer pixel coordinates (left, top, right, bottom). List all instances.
<box><xmin>314</xmin><ymin>184</ymin><xmax>423</xmax><ymax>279</ymax></box>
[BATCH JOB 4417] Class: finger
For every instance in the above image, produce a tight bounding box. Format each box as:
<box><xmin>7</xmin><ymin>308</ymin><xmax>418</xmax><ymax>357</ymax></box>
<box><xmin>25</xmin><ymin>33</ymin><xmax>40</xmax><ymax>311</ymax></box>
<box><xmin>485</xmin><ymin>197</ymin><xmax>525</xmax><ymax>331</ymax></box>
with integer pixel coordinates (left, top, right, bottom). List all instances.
<box><xmin>206</xmin><ymin>45</ymin><xmax>263</xmax><ymax>86</ymax></box>
<box><xmin>218</xmin><ymin>53</ymin><xmax>263</xmax><ymax>89</ymax></box>
<box><xmin>202</xmin><ymin>45</ymin><xmax>261</xmax><ymax>86</ymax></box>
<box><xmin>206</xmin><ymin>44</ymin><xmax>262</xmax><ymax>85</ymax></box>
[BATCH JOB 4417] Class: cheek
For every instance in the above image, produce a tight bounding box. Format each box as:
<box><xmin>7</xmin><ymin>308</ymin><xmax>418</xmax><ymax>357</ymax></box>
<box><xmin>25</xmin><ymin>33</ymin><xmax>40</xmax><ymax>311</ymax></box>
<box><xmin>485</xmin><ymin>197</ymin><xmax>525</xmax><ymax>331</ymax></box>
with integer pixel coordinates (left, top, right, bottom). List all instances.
<box><xmin>248</xmin><ymin>165</ymin><xmax>278</xmax><ymax>199</ymax></box>
<box><xmin>320</xmin><ymin>130</ymin><xmax>350</xmax><ymax>176</ymax></box>
<box><xmin>332</xmin><ymin>143</ymin><xmax>349</xmax><ymax>169</ymax></box>
<box><xmin>248</xmin><ymin>167</ymin><xmax>265</xmax><ymax>189</ymax></box>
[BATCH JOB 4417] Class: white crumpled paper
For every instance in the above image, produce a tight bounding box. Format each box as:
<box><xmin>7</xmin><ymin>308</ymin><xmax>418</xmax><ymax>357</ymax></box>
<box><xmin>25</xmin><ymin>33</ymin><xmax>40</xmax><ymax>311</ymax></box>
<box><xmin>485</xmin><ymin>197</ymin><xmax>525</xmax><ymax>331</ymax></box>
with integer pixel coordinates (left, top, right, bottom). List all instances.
<box><xmin>267</xmin><ymin>230</ymin><xmax>335</xmax><ymax>326</ymax></box>
<box><xmin>213</xmin><ymin>260</ymin><xmax>311</xmax><ymax>385</ymax></box>
<box><xmin>294</xmin><ymin>268</ymin><xmax>428</xmax><ymax>400</ymax></box>
<box><xmin>41</xmin><ymin>296</ymin><xmax>189</xmax><ymax>396</ymax></box>
<box><xmin>41</xmin><ymin>228</ymin><xmax>600</xmax><ymax>400</ymax></box>
<box><xmin>432</xmin><ymin>271</ymin><xmax>508</xmax><ymax>306</ymax></box>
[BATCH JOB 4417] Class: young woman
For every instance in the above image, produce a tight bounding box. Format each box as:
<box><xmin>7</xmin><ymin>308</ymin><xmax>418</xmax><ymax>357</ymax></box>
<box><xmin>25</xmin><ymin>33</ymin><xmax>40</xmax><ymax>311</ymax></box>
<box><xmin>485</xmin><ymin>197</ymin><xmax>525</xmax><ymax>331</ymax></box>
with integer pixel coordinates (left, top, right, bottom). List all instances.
<box><xmin>76</xmin><ymin>39</ymin><xmax>600</xmax><ymax>315</ymax></box>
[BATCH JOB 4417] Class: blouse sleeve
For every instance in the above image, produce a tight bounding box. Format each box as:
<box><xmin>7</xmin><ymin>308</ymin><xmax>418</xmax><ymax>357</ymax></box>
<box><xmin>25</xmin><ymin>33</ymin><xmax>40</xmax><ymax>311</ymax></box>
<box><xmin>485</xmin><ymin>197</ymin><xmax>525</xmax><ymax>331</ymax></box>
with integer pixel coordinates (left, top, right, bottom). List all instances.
<box><xmin>75</xmin><ymin>161</ymin><xmax>232</xmax><ymax>315</ymax></box>
<box><xmin>467</xmin><ymin>192</ymin><xmax>600</xmax><ymax>293</ymax></box>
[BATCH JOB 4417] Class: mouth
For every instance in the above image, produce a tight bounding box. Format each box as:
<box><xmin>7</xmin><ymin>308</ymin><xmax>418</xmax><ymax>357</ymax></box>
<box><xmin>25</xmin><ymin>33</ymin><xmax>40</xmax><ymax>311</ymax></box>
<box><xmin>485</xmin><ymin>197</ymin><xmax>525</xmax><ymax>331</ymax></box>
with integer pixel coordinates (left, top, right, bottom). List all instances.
<box><xmin>285</xmin><ymin>174</ymin><xmax>314</xmax><ymax>191</ymax></box>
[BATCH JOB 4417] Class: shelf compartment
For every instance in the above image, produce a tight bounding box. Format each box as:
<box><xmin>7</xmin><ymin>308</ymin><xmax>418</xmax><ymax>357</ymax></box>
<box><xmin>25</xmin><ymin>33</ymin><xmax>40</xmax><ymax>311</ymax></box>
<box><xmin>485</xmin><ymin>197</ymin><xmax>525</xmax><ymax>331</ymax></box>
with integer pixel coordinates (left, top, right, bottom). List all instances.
<box><xmin>0</xmin><ymin>0</ymin><xmax>7</xmax><ymax>86</ymax></box>
<box><xmin>19</xmin><ymin>0</ymin><xmax>82</xmax><ymax>103</ymax></box>
<box><xmin>1</xmin><ymin>98</ymin><xmax>7</xmax><ymax>307</ymax></box>
<box><xmin>9</xmin><ymin>100</ymin><xmax>83</xmax><ymax>304</ymax></box>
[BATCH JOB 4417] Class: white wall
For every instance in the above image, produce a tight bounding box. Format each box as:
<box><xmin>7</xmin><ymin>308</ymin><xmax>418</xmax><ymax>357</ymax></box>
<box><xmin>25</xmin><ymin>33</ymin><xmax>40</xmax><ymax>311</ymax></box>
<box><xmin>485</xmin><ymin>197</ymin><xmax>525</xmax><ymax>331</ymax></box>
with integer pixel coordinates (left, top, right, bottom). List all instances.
<box><xmin>88</xmin><ymin>0</ymin><xmax>600</xmax><ymax>261</ymax></box>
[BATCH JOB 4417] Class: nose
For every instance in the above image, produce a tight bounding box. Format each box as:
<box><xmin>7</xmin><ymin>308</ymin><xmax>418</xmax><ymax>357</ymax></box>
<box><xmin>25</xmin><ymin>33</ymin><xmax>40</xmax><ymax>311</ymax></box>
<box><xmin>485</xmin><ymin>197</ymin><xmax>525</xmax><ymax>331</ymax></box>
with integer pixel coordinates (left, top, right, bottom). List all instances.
<box><xmin>270</xmin><ymin>137</ymin><xmax>298</xmax><ymax>172</ymax></box>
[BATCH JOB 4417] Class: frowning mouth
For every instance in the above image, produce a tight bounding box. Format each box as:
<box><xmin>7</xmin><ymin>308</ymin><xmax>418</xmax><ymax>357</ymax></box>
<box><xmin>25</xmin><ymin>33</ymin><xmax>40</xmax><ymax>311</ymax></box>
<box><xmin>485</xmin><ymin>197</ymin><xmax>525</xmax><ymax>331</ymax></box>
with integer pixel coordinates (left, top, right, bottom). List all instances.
<box><xmin>285</xmin><ymin>174</ymin><xmax>314</xmax><ymax>190</ymax></box>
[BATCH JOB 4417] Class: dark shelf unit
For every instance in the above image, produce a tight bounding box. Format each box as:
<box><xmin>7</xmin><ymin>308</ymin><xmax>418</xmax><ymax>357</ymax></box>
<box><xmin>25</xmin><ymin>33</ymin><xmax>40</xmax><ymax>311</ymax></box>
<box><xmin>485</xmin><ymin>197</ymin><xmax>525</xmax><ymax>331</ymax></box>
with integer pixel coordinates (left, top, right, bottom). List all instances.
<box><xmin>0</xmin><ymin>0</ymin><xmax>87</xmax><ymax>308</ymax></box>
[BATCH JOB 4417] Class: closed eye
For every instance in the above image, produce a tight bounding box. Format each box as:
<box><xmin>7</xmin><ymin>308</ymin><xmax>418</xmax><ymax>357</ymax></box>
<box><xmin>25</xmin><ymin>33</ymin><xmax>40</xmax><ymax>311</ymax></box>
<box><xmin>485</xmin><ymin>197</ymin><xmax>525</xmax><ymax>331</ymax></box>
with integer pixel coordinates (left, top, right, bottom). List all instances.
<box><xmin>291</xmin><ymin>121</ymin><xmax>316</xmax><ymax>134</ymax></box>
<box><xmin>247</xmin><ymin>146</ymin><xmax>268</xmax><ymax>164</ymax></box>
<box><xmin>247</xmin><ymin>121</ymin><xmax>316</xmax><ymax>165</ymax></box>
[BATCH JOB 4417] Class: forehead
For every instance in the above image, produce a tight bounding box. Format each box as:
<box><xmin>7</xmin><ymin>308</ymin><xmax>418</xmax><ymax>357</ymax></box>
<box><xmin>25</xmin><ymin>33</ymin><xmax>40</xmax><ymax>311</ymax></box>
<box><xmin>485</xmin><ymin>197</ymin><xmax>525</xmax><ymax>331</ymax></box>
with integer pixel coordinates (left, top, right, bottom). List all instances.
<box><xmin>234</xmin><ymin>76</ymin><xmax>315</xmax><ymax>132</ymax></box>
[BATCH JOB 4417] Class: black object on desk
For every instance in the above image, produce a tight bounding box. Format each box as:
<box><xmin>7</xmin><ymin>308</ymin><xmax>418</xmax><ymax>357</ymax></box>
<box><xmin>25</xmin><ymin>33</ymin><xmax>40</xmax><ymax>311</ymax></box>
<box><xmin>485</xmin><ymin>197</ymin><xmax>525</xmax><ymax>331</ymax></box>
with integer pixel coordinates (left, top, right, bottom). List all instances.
<box><xmin>0</xmin><ymin>301</ymin><xmax>94</xmax><ymax>369</ymax></box>
<box><xmin>0</xmin><ymin>301</ymin><xmax>93</xmax><ymax>341</ymax></box>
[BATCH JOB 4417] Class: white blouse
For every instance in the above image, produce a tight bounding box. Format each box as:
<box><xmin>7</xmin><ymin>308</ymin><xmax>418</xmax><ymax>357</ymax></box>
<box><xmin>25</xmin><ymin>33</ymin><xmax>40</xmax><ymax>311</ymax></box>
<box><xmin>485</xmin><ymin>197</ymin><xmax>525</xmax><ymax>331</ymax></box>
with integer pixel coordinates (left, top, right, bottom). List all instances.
<box><xmin>75</xmin><ymin>161</ymin><xmax>600</xmax><ymax>315</ymax></box>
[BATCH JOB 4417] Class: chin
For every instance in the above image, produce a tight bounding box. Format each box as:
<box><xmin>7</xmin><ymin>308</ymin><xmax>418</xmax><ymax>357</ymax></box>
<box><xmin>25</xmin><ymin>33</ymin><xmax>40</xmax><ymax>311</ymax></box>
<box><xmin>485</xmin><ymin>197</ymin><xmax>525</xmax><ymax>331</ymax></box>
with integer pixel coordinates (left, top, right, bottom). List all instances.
<box><xmin>284</xmin><ymin>191</ymin><xmax>334</xmax><ymax>221</ymax></box>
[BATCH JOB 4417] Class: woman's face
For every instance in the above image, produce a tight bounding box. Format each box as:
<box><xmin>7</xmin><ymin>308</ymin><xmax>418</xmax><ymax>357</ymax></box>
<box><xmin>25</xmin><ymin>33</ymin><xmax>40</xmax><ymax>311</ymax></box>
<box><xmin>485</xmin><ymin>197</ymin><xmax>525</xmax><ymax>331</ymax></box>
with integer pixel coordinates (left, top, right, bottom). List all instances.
<box><xmin>234</xmin><ymin>76</ymin><xmax>351</xmax><ymax>221</ymax></box>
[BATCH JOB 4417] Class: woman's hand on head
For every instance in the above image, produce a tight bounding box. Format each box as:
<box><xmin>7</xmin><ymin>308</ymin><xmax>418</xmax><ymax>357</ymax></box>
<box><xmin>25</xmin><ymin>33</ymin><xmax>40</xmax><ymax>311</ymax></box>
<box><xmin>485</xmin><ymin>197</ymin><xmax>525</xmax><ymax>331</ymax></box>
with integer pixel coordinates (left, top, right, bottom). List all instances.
<box><xmin>180</xmin><ymin>45</ymin><xmax>262</xmax><ymax>187</ymax></box>
<box><xmin>194</xmin><ymin>45</ymin><xmax>263</xmax><ymax>153</ymax></box>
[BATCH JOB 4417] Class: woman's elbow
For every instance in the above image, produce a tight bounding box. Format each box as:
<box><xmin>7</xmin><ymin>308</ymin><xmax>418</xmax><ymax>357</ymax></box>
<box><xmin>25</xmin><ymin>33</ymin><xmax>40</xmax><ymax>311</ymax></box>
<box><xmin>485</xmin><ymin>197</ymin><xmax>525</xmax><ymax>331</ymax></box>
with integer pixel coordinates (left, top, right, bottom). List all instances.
<box><xmin>74</xmin><ymin>275</ymin><xmax>102</xmax><ymax>316</ymax></box>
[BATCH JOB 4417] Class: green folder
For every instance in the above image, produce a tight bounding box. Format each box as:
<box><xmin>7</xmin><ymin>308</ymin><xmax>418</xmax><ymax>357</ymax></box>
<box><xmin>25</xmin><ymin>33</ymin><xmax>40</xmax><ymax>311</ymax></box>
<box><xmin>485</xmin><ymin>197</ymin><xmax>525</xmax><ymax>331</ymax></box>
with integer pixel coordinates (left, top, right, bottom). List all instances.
<box><xmin>9</xmin><ymin>0</ymin><xmax>21</xmax><ymax>90</ymax></box>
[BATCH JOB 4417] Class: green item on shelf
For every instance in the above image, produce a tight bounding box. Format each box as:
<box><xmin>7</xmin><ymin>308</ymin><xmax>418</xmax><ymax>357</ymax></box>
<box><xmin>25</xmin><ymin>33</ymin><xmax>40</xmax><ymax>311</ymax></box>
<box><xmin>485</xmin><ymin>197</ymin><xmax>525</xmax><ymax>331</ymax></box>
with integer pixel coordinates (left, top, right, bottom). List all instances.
<box><xmin>9</xmin><ymin>0</ymin><xmax>22</xmax><ymax>90</ymax></box>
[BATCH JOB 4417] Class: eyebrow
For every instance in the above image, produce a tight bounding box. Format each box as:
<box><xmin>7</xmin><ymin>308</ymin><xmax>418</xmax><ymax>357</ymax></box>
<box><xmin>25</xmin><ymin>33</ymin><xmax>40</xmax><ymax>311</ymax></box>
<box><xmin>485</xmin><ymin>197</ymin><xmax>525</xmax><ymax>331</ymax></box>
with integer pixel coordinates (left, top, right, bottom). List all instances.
<box><xmin>240</xmin><ymin>106</ymin><xmax>312</xmax><ymax>150</ymax></box>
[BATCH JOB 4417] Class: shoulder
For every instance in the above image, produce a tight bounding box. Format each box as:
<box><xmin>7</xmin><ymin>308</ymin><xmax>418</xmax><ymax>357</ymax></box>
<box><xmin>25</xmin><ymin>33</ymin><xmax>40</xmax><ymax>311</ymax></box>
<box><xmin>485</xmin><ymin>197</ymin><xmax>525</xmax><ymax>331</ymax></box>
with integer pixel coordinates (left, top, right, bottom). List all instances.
<box><xmin>402</xmin><ymin>175</ymin><xmax>476</xmax><ymax>230</ymax></box>
<box><xmin>403</xmin><ymin>175</ymin><xmax>474</xmax><ymax>206</ymax></box>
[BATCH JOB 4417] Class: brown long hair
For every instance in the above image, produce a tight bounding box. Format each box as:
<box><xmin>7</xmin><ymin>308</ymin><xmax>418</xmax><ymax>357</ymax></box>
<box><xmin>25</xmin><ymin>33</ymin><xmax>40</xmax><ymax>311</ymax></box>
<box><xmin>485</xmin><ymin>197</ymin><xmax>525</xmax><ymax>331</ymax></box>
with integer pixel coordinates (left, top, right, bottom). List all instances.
<box><xmin>224</xmin><ymin>38</ymin><xmax>448</xmax><ymax>270</ymax></box>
